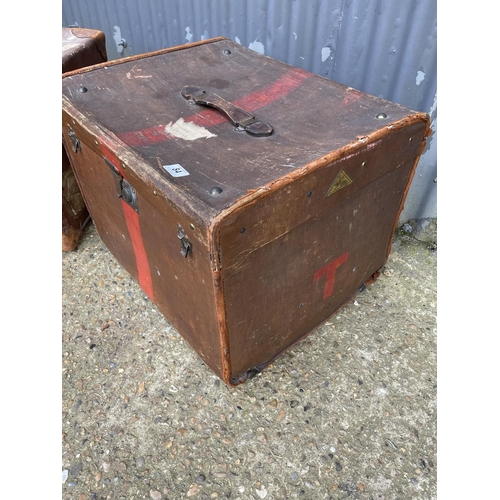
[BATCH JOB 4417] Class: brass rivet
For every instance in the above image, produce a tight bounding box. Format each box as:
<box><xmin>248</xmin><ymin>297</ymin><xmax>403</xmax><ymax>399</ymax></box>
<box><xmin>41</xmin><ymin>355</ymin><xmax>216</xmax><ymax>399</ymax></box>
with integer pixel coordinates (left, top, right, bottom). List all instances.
<box><xmin>307</xmin><ymin>190</ymin><xmax>313</xmax><ymax>197</ymax></box>
<box><xmin>72</xmin><ymin>120</ymin><xmax>76</xmax><ymax>125</ymax></box>
<box><xmin>240</xmin><ymin>227</ymin><xmax>246</xmax><ymax>234</ymax></box>
<box><xmin>190</xmin><ymin>223</ymin><xmax>195</xmax><ymax>230</ymax></box>
<box><xmin>409</xmin><ymin>137</ymin><xmax>413</xmax><ymax>142</ymax></box>
<box><xmin>153</xmin><ymin>190</ymin><xmax>157</xmax><ymax>196</ymax></box>
<box><xmin>376</xmin><ymin>112</ymin><xmax>387</xmax><ymax>119</ymax></box>
<box><xmin>94</xmin><ymin>140</ymin><xmax>99</xmax><ymax>145</ymax></box>
<box><xmin>77</xmin><ymin>86</ymin><xmax>88</xmax><ymax>93</ymax></box>
<box><xmin>122</xmin><ymin>164</ymin><xmax>126</xmax><ymax>169</ymax></box>
<box><xmin>223</xmin><ymin>49</ymin><xmax>231</xmax><ymax>55</ymax></box>
<box><xmin>361</xmin><ymin>161</ymin><xmax>366</xmax><ymax>167</ymax></box>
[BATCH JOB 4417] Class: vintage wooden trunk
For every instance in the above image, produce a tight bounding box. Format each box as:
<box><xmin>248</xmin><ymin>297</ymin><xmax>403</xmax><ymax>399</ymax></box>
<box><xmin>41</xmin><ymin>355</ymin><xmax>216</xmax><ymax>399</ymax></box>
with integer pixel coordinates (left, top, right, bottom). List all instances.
<box><xmin>62</xmin><ymin>27</ymin><xmax>107</xmax><ymax>251</ymax></box>
<box><xmin>62</xmin><ymin>37</ymin><xmax>430</xmax><ymax>384</ymax></box>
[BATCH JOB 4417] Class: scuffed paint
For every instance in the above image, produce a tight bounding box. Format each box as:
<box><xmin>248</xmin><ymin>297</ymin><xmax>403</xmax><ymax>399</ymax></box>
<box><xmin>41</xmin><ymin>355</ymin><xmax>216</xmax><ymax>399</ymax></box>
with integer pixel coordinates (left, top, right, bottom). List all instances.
<box><xmin>249</xmin><ymin>39</ymin><xmax>265</xmax><ymax>54</ymax></box>
<box><xmin>367</xmin><ymin>139</ymin><xmax>383</xmax><ymax>150</ymax></box>
<box><xmin>126</xmin><ymin>66</ymin><xmax>152</xmax><ymax>79</ymax></box>
<box><xmin>321</xmin><ymin>46</ymin><xmax>331</xmax><ymax>62</ymax></box>
<box><xmin>429</xmin><ymin>92</ymin><xmax>437</xmax><ymax>126</ymax></box>
<box><xmin>113</xmin><ymin>26</ymin><xmax>125</xmax><ymax>54</ymax></box>
<box><xmin>429</xmin><ymin>100</ymin><xmax>437</xmax><ymax>117</ymax></box>
<box><xmin>235</xmin><ymin>36</ymin><xmax>241</xmax><ymax>44</ymax></box>
<box><xmin>416</xmin><ymin>70</ymin><xmax>425</xmax><ymax>85</ymax></box>
<box><xmin>293</xmin><ymin>32</ymin><xmax>297</xmax><ymax>40</ymax></box>
<box><xmin>164</xmin><ymin>118</ymin><xmax>216</xmax><ymax>141</ymax></box>
<box><xmin>342</xmin><ymin>88</ymin><xmax>362</xmax><ymax>106</ymax></box>
<box><xmin>185</xmin><ymin>26</ymin><xmax>193</xmax><ymax>42</ymax></box>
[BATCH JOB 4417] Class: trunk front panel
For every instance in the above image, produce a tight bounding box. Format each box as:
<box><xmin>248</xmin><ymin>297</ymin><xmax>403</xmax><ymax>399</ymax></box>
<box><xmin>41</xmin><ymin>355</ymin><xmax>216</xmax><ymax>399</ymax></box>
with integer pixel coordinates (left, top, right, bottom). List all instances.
<box><xmin>62</xmin><ymin>122</ymin><xmax>224</xmax><ymax>376</ymax></box>
<box><xmin>220</xmin><ymin>124</ymin><xmax>425</xmax><ymax>381</ymax></box>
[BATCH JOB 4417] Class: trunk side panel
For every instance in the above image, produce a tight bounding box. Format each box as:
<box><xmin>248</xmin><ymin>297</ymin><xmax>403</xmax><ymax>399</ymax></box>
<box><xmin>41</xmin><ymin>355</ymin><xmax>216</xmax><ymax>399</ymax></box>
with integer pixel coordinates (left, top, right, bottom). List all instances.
<box><xmin>219</xmin><ymin>124</ymin><xmax>426</xmax><ymax>381</ymax></box>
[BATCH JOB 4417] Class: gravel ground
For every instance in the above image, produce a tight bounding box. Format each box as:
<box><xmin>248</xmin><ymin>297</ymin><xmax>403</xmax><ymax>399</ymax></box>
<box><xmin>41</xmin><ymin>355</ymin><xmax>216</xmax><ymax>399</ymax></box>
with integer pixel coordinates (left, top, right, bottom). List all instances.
<box><xmin>62</xmin><ymin>221</ymin><xmax>437</xmax><ymax>500</ymax></box>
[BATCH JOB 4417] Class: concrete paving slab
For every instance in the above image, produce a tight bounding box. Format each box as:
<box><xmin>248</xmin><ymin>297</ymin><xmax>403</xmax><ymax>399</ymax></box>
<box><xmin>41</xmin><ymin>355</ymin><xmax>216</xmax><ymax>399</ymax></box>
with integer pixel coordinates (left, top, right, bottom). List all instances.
<box><xmin>62</xmin><ymin>221</ymin><xmax>437</xmax><ymax>499</ymax></box>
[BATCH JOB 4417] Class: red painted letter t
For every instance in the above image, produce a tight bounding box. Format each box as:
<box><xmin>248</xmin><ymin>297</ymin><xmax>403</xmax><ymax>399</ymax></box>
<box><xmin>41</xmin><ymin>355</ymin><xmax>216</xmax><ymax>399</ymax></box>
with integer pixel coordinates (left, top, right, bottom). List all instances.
<box><xmin>313</xmin><ymin>252</ymin><xmax>349</xmax><ymax>299</ymax></box>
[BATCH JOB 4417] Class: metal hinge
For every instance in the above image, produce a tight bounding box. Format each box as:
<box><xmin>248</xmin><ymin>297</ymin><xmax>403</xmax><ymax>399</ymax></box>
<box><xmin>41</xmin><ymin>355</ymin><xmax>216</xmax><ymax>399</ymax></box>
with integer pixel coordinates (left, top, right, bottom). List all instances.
<box><xmin>67</xmin><ymin>125</ymin><xmax>81</xmax><ymax>153</ymax></box>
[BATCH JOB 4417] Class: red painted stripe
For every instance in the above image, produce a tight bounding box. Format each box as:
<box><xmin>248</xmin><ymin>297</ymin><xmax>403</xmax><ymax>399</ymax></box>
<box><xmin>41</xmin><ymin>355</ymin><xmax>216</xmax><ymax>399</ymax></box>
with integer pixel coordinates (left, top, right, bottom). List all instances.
<box><xmin>342</xmin><ymin>88</ymin><xmax>363</xmax><ymax>106</ymax></box>
<box><xmin>117</xmin><ymin>67</ymin><xmax>313</xmax><ymax>147</ymax></box>
<box><xmin>121</xmin><ymin>201</ymin><xmax>154</xmax><ymax>300</ymax></box>
<box><xmin>314</xmin><ymin>252</ymin><xmax>349</xmax><ymax>299</ymax></box>
<box><xmin>99</xmin><ymin>143</ymin><xmax>155</xmax><ymax>301</ymax></box>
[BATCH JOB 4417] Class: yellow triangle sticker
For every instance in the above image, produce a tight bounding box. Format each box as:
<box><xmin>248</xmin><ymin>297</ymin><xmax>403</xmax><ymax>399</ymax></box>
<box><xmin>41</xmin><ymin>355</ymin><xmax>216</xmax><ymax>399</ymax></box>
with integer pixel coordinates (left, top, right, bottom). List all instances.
<box><xmin>326</xmin><ymin>170</ymin><xmax>353</xmax><ymax>197</ymax></box>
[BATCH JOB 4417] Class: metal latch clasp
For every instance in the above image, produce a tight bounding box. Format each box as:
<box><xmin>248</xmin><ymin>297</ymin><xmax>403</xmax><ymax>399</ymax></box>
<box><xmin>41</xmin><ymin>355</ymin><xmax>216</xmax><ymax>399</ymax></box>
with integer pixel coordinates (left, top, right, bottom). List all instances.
<box><xmin>67</xmin><ymin>125</ymin><xmax>81</xmax><ymax>153</ymax></box>
<box><xmin>177</xmin><ymin>226</ymin><xmax>192</xmax><ymax>258</ymax></box>
<box><xmin>103</xmin><ymin>156</ymin><xmax>139</xmax><ymax>213</ymax></box>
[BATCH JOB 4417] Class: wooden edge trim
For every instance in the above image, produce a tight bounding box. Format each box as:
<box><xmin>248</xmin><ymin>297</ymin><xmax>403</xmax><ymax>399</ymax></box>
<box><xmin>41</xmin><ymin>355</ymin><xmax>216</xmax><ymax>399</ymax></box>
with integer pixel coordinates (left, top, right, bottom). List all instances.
<box><xmin>386</xmin><ymin>114</ymin><xmax>432</xmax><ymax>260</ymax></box>
<box><xmin>208</xmin><ymin>208</ymin><xmax>233</xmax><ymax>383</ymax></box>
<box><xmin>62</xmin><ymin>37</ymin><xmax>229</xmax><ymax>78</ymax></box>
<box><xmin>207</xmin><ymin>111</ymin><xmax>430</xmax><ymax>384</ymax></box>
<box><xmin>211</xmin><ymin>268</ymin><xmax>233</xmax><ymax>385</ymax></box>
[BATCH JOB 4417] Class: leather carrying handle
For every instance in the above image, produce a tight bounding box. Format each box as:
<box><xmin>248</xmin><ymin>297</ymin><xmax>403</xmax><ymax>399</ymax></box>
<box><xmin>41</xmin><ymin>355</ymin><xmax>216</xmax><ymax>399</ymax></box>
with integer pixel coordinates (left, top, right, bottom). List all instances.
<box><xmin>181</xmin><ymin>86</ymin><xmax>273</xmax><ymax>137</ymax></box>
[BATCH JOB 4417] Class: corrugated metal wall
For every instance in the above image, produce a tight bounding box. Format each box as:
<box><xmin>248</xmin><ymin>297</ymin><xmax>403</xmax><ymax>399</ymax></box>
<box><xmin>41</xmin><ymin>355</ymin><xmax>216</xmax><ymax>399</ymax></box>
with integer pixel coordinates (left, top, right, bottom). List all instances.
<box><xmin>62</xmin><ymin>0</ymin><xmax>437</xmax><ymax>222</ymax></box>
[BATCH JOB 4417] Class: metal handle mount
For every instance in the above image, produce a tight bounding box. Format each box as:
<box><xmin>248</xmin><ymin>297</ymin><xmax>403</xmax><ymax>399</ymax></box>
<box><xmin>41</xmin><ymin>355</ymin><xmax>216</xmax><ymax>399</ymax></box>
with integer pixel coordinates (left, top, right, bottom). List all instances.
<box><xmin>181</xmin><ymin>86</ymin><xmax>273</xmax><ymax>137</ymax></box>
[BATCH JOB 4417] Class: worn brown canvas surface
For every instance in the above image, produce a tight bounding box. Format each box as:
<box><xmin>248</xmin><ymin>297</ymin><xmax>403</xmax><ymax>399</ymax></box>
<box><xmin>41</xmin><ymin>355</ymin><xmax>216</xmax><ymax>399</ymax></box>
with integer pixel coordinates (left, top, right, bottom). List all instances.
<box><xmin>62</xmin><ymin>37</ymin><xmax>430</xmax><ymax>384</ymax></box>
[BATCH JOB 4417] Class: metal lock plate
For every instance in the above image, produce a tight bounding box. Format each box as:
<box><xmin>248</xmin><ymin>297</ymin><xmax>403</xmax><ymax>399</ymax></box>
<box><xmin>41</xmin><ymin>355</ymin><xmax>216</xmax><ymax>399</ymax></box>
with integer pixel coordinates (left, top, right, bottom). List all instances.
<box><xmin>121</xmin><ymin>180</ymin><xmax>139</xmax><ymax>213</ymax></box>
<box><xmin>103</xmin><ymin>156</ymin><xmax>139</xmax><ymax>213</ymax></box>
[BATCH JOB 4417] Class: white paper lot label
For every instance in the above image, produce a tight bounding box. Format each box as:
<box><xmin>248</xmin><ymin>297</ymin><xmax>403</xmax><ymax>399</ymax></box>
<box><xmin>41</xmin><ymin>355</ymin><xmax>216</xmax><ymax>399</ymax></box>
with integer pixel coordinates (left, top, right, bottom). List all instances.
<box><xmin>163</xmin><ymin>164</ymin><xmax>190</xmax><ymax>177</ymax></box>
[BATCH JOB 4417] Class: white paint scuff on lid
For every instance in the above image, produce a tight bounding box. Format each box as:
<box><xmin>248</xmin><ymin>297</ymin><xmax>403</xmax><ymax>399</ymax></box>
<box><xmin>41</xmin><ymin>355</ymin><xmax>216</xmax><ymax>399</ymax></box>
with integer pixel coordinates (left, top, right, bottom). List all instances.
<box><xmin>235</xmin><ymin>36</ymin><xmax>241</xmax><ymax>44</ymax></box>
<box><xmin>416</xmin><ymin>70</ymin><xmax>425</xmax><ymax>85</ymax></box>
<box><xmin>164</xmin><ymin>118</ymin><xmax>217</xmax><ymax>141</ymax></box>
<box><xmin>185</xmin><ymin>26</ymin><xmax>193</xmax><ymax>42</ymax></box>
<box><xmin>249</xmin><ymin>39</ymin><xmax>265</xmax><ymax>54</ymax></box>
<box><xmin>321</xmin><ymin>46</ymin><xmax>331</xmax><ymax>62</ymax></box>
